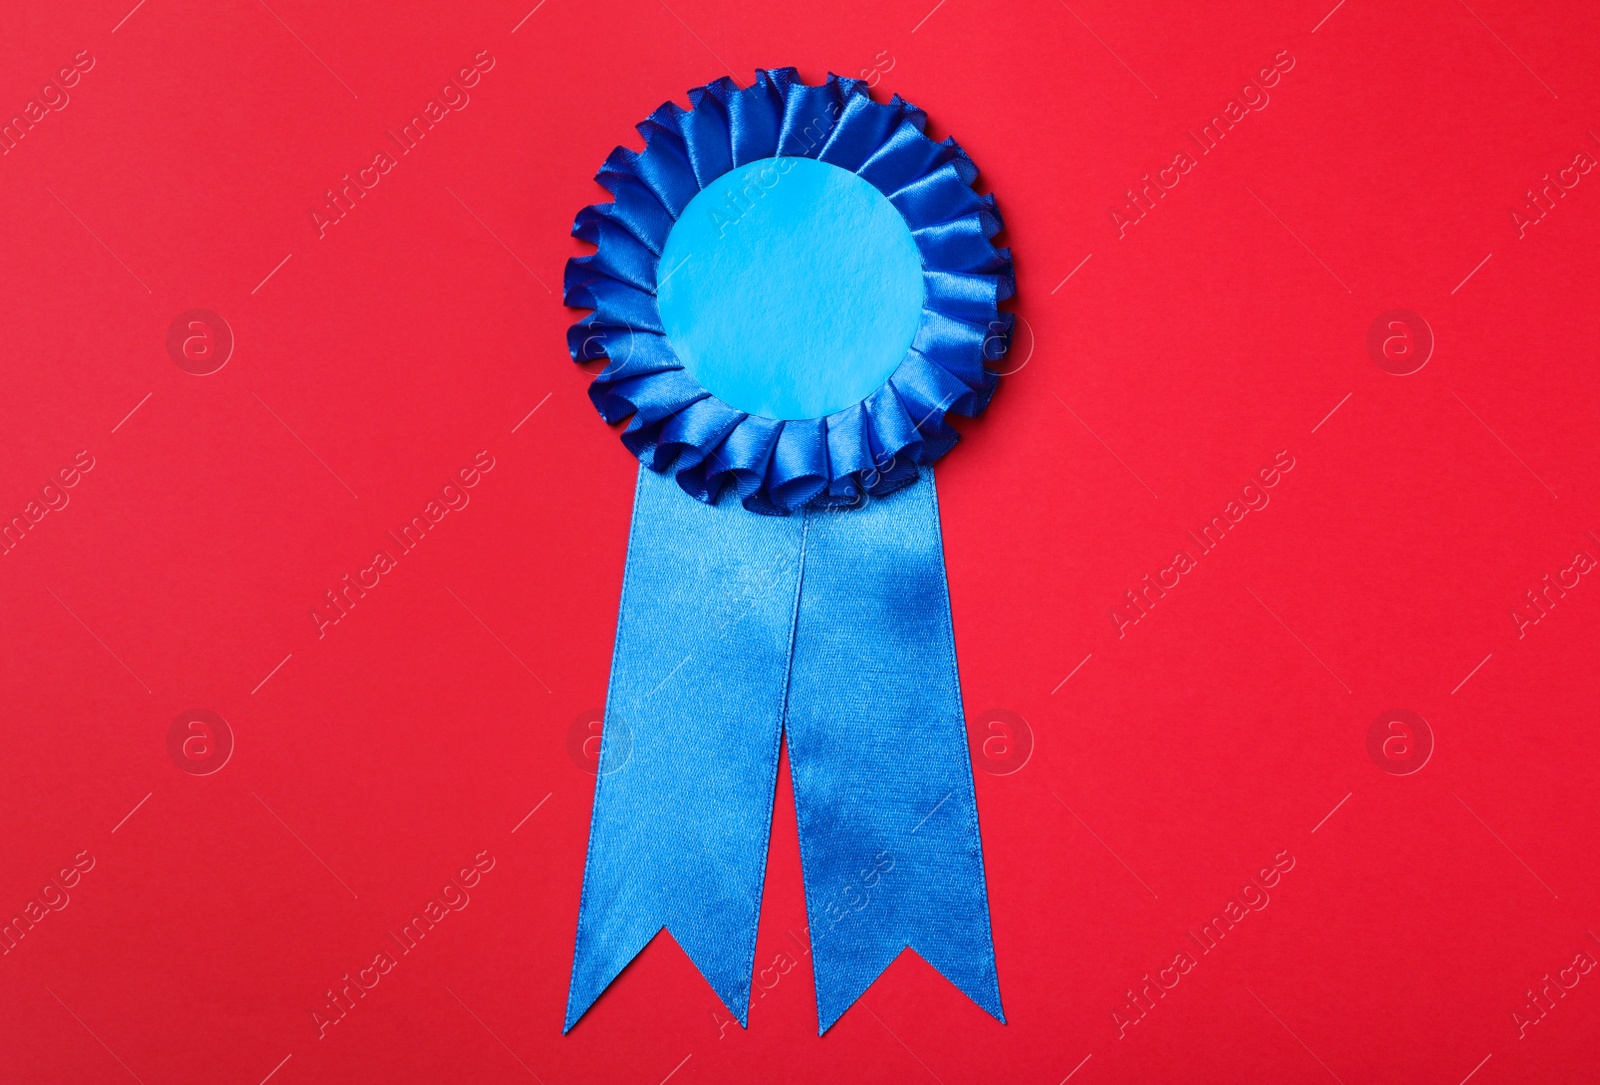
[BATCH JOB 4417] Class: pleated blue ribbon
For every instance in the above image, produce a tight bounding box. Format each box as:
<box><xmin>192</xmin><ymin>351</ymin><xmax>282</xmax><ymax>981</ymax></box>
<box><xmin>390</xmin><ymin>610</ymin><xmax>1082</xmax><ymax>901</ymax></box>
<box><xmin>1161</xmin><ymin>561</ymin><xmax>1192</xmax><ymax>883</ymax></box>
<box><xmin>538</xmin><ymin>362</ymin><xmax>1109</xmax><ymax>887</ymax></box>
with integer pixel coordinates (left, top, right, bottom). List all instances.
<box><xmin>563</xmin><ymin>68</ymin><xmax>1011</xmax><ymax>1034</ymax></box>
<box><xmin>565</xmin><ymin>67</ymin><xmax>1014</xmax><ymax>515</ymax></box>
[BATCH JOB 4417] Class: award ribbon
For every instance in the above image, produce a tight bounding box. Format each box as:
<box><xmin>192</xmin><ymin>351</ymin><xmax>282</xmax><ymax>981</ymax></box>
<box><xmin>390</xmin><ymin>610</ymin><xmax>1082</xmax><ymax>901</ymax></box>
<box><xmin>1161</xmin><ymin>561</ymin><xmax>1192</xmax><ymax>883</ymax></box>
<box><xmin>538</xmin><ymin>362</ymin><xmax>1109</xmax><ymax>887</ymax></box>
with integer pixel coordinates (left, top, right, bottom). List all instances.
<box><xmin>562</xmin><ymin>68</ymin><xmax>1013</xmax><ymax>1034</ymax></box>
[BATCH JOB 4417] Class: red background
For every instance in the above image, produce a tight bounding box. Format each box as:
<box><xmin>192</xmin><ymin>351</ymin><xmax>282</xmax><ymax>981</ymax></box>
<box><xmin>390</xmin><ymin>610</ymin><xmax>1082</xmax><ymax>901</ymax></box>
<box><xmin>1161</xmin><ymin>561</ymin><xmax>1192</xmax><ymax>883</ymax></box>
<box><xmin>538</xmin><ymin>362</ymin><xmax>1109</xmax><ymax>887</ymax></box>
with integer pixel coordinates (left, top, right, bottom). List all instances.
<box><xmin>2</xmin><ymin>0</ymin><xmax>1598</xmax><ymax>1082</ymax></box>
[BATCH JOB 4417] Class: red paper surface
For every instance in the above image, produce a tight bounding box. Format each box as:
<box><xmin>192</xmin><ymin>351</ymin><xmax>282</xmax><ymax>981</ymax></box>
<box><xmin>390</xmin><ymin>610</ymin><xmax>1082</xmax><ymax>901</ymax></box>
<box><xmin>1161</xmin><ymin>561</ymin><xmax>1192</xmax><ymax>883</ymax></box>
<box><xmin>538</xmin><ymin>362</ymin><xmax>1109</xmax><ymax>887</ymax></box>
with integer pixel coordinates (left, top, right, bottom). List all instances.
<box><xmin>2</xmin><ymin>1</ymin><xmax>1597</xmax><ymax>1082</ymax></box>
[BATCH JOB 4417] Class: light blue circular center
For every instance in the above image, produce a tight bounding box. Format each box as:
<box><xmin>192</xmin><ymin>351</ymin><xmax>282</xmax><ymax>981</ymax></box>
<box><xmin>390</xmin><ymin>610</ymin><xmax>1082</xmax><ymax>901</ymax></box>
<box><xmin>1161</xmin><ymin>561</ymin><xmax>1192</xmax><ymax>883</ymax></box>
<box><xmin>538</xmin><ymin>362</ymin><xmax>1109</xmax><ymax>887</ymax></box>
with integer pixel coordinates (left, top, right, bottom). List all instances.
<box><xmin>657</xmin><ymin>157</ymin><xmax>926</xmax><ymax>421</ymax></box>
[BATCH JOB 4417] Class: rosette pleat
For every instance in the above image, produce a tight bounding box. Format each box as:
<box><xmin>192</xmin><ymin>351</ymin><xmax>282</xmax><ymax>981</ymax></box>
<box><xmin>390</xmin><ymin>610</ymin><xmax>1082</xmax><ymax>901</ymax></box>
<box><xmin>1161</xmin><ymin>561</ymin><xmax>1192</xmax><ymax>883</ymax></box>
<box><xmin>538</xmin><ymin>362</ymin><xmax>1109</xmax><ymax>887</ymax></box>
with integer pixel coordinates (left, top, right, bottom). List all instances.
<box><xmin>765</xmin><ymin>418</ymin><xmax>830</xmax><ymax>512</ymax></box>
<box><xmin>566</xmin><ymin>69</ymin><xmax>1014</xmax><ymax>514</ymax></box>
<box><xmin>923</xmin><ymin>269</ymin><xmax>1015</xmax><ymax>322</ymax></box>
<box><xmin>727</xmin><ymin>69</ymin><xmax>786</xmax><ymax>164</ymax></box>
<box><xmin>590</xmin><ymin>168</ymin><xmax>675</xmax><ymax>253</ymax></box>
<box><xmin>816</xmin><ymin>92</ymin><xmax>899</xmax><ymax>171</ymax></box>
<box><xmin>654</xmin><ymin>396</ymin><xmax>744</xmax><ymax>474</ymax></box>
<box><xmin>565</xmin><ymin>216</ymin><xmax>658</xmax><ymax>293</ymax></box>
<box><xmin>679</xmin><ymin>83</ymin><xmax>735</xmax><ymax>187</ymax></box>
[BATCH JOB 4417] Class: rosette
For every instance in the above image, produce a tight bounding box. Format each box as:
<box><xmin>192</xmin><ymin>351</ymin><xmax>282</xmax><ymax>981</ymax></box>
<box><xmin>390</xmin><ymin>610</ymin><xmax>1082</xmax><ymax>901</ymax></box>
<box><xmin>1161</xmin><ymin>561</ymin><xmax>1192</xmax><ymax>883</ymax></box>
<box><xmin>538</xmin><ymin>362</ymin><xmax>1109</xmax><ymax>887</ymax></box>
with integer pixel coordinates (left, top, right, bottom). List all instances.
<box><xmin>563</xmin><ymin>68</ymin><xmax>1012</xmax><ymax>1035</ymax></box>
<box><xmin>565</xmin><ymin>66</ymin><xmax>1013</xmax><ymax>514</ymax></box>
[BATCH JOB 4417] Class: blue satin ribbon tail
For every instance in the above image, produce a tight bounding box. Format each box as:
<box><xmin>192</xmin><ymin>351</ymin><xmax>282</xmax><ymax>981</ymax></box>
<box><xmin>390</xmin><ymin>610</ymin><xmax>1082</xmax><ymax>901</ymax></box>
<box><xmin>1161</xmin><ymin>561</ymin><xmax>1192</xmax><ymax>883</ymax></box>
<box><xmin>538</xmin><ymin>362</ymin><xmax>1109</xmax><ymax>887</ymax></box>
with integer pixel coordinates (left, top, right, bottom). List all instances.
<box><xmin>564</xmin><ymin>465</ymin><xmax>803</xmax><ymax>1031</ymax></box>
<box><xmin>567</xmin><ymin>467</ymin><xmax>1002</xmax><ymax>1033</ymax></box>
<box><xmin>787</xmin><ymin>470</ymin><xmax>1003</xmax><ymax>1033</ymax></box>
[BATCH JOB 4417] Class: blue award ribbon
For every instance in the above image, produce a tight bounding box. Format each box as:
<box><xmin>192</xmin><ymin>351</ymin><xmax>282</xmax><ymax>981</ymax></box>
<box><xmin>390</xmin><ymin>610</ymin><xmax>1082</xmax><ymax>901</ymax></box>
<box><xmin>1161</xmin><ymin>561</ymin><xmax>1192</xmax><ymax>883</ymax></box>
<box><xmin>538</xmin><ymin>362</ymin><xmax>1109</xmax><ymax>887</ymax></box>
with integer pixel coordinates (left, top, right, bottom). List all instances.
<box><xmin>562</xmin><ymin>69</ymin><xmax>1013</xmax><ymax>1034</ymax></box>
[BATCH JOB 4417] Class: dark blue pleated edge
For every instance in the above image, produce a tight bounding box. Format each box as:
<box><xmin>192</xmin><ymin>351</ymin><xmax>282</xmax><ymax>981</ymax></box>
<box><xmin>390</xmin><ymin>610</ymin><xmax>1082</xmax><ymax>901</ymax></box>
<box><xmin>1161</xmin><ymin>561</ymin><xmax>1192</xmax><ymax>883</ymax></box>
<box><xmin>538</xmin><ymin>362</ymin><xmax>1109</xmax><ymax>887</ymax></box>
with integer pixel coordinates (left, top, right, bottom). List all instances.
<box><xmin>564</xmin><ymin>68</ymin><xmax>1015</xmax><ymax>515</ymax></box>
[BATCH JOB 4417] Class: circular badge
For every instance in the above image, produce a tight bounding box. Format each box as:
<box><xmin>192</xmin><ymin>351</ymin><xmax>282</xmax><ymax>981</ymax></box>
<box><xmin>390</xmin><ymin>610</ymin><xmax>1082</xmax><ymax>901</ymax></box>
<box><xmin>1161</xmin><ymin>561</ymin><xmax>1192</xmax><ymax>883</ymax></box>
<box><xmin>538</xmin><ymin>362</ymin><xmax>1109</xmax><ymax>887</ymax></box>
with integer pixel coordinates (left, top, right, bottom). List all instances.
<box><xmin>657</xmin><ymin>157</ymin><xmax>925</xmax><ymax>420</ymax></box>
<box><xmin>1366</xmin><ymin>708</ymin><xmax>1433</xmax><ymax>776</ymax></box>
<box><xmin>166</xmin><ymin>309</ymin><xmax>234</xmax><ymax>375</ymax></box>
<box><xmin>564</xmin><ymin>69</ymin><xmax>1014</xmax><ymax>514</ymax></box>
<box><xmin>167</xmin><ymin>708</ymin><xmax>234</xmax><ymax>775</ymax></box>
